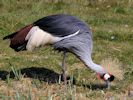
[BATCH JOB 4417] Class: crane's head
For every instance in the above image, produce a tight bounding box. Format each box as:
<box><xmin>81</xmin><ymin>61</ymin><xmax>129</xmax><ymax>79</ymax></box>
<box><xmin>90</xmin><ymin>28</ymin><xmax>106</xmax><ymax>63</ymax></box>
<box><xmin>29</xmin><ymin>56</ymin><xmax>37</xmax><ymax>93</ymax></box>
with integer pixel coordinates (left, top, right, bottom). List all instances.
<box><xmin>100</xmin><ymin>73</ymin><xmax>114</xmax><ymax>82</ymax></box>
<box><xmin>97</xmin><ymin>73</ymin><xmax>115</xmax><ymax>88</ymax></box>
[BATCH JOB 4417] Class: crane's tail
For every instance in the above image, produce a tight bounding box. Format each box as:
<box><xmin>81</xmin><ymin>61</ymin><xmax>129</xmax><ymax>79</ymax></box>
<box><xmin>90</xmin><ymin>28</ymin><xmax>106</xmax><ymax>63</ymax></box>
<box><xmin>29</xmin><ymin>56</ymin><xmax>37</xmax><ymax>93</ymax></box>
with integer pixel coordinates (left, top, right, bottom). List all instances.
<box><xmin>3</xmin><ymin>32</ymin><xmax>17</xmax><ymax>40</ymax></box>
<box><xmin>3</xmin><ymin>24</ymin><xmax>33</xmax><ymax>51</ymax></box>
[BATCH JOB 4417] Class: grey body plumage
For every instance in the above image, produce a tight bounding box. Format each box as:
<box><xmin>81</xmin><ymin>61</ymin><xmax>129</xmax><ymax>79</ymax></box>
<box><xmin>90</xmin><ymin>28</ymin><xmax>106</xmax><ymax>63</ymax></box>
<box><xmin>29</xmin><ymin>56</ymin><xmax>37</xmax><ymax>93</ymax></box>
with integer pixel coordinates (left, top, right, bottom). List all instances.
<box><xmin>53</xmin><ymin>31</ymin><xmax>92</xmax><ymax>64</ymax></box>
<box><xmin>34</xmin><ymin>14</ymin><xmax>90</xmax><ymax>37</ymax></box>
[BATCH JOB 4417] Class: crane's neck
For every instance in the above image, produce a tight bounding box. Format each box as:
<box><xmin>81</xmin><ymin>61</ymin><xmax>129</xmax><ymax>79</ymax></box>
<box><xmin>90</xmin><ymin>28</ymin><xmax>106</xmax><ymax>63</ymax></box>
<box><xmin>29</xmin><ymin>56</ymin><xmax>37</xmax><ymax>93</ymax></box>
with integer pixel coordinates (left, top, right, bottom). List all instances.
<box><xmin>82</xmin><ymin>57</ymin><xmax>106</xmax><ymax>75</ymax></box>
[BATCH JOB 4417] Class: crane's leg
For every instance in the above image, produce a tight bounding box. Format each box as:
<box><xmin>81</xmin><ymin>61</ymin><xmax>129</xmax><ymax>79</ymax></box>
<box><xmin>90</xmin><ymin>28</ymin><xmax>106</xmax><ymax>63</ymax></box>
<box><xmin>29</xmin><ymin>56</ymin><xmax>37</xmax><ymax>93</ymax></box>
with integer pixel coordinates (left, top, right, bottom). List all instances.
<box><xmin>61</xmin><ymin>51</ymin><xmax>67</xmax><ymax>84</ymax></box>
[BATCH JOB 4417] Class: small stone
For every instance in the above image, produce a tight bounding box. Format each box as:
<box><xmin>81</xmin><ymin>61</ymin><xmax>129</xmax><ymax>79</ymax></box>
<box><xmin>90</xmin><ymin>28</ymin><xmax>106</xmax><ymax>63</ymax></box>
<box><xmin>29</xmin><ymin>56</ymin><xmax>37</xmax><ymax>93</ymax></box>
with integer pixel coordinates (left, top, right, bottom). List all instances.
<box><xmin>111</xmin><ymin>36</ymin><xmax>115</xmax><ymax>40</ymax></box>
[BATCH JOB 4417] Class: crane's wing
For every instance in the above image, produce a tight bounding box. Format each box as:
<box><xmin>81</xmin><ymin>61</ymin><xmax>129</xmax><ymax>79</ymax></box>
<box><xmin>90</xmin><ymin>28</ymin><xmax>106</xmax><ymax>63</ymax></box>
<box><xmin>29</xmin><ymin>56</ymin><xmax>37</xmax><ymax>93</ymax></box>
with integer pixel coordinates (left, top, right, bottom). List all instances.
<box><xmin>33</xmin><ymin>14</ymin><xmax>90</xmax><ymax>37</ymax></box>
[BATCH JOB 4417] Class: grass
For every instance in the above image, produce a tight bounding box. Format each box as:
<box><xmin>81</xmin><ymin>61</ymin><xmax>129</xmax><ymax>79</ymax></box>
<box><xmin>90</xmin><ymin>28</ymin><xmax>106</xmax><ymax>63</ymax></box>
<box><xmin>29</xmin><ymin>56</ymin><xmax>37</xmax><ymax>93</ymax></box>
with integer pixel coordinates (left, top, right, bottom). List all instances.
<box><xmin>0</xmin><ymin>0</ymin><xmax>133</xmax><ymax>99</ymax></box>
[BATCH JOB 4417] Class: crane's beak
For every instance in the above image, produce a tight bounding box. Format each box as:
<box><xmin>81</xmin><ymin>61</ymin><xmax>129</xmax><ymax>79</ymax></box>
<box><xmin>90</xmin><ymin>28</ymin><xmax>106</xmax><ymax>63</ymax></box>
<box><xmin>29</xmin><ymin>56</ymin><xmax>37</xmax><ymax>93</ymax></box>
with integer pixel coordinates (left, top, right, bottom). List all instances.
<box><xmin>106</xmin><ymin>74</ymin><xmax>115</xmax><ymax>89</ymax></box>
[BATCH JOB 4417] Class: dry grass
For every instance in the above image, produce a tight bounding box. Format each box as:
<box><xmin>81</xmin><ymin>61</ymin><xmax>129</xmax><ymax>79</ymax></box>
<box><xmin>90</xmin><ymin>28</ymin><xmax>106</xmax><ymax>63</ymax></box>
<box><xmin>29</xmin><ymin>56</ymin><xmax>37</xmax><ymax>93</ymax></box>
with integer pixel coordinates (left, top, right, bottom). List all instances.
<box><xmin>0</xmin><ymin>77</ymin><xmax>132</xmax><ymax>100</ymax></box>
<box><xmin>101</xmin><ymin>58</ymin><xmax>124</xmax><ymax>80</ymax></box>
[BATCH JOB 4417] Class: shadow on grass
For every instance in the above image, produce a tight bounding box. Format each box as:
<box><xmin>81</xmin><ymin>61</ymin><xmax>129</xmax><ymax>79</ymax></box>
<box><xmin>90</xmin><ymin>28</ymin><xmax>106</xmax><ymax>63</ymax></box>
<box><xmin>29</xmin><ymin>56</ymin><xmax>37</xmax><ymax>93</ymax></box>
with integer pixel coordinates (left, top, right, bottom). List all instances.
<box><xmin>0</xmin><ymin>67</ymin><xmax>64</xmax><ymax>83</ymax></box>
<box><xmin>0</xmin><ymin>67</ymin><xmax>108</xmax><ymax>90</ymax></box>
<box><xmin>81</xmin><ymin>83</ymin><xmax>108</xmax><ymax>90</ymax></box>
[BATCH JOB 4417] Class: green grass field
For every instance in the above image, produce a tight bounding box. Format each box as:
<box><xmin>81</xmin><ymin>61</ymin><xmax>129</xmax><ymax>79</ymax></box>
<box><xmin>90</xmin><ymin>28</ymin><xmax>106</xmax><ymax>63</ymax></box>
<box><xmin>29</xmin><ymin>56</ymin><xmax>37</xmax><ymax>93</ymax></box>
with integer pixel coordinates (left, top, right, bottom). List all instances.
<box><xmin>0</xmin><ymin>0</ymin><xmax>133</xmax><ymax>99</ymax></box>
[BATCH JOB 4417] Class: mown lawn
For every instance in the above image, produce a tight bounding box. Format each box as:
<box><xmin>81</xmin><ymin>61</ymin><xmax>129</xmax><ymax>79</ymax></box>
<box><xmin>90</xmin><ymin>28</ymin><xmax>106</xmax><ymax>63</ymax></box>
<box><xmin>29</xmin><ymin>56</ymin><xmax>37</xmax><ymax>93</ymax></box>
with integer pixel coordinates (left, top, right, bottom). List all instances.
<box><xmin>0</xmin><ymin>0</ymin><xmax>133</xmax><ymax>99</ymax></box>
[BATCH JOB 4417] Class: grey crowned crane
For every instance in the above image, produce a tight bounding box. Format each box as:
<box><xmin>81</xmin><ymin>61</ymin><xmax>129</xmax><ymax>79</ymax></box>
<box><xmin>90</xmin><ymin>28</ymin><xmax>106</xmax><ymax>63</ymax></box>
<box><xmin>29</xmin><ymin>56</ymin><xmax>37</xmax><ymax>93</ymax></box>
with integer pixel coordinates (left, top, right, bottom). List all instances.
<box><xmin>3</xmin><ymin>14</ymin><xmax>114</xmax><ymax>87</ymax></box>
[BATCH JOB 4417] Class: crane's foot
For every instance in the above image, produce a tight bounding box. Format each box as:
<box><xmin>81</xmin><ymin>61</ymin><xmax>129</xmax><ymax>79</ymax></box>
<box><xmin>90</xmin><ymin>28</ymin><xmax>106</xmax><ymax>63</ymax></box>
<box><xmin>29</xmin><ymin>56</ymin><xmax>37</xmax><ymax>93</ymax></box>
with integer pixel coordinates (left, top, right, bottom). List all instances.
<box><xmin>62</xmin><ymin>72</ymin><xmax>67</xmax><ymax>85</ymax></box>
<box><xmin>60</xmin><ymin>73</ymin><xmax>76</xmax><ymax>85</ymax></box>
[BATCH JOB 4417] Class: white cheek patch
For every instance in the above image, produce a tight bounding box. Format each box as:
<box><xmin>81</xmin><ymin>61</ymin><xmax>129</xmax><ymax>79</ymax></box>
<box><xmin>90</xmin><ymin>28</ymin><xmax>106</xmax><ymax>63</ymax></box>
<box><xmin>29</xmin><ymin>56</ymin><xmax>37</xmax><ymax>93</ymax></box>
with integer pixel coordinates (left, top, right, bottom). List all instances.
<box><xmin>104</xmin><ymin>73</ymin><xmax>110</xmax><ymax>80</ymax></box>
